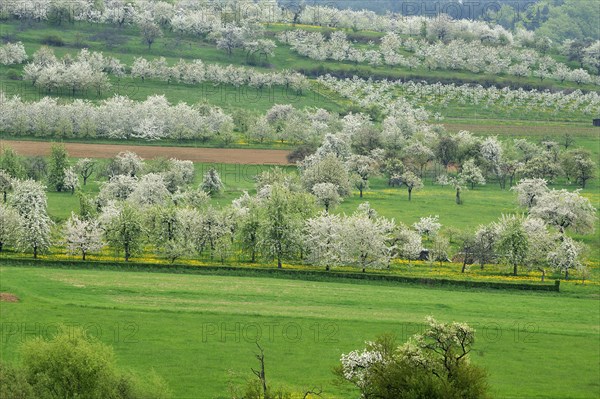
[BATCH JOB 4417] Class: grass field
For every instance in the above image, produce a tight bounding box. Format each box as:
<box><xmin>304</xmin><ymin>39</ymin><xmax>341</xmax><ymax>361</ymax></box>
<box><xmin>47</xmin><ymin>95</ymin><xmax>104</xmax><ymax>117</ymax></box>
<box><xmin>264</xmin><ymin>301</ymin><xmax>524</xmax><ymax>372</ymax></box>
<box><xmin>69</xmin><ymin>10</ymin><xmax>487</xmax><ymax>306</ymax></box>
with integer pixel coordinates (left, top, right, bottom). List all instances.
<box><xmin>1</xmin><ymin>265</ymin><xmax>598</xmax><ymax>398</ymax></box>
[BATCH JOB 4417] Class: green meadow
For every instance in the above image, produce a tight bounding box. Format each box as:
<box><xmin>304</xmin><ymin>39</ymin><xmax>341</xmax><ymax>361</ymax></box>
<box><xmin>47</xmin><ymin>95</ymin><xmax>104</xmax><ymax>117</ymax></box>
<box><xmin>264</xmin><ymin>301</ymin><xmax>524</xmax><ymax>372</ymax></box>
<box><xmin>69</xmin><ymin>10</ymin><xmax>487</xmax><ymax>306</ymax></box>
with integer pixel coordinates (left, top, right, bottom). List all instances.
<box><xmin>1</xmin><ymin>265</ymin><xmax>598</xmax><ymax>398</ymax></box>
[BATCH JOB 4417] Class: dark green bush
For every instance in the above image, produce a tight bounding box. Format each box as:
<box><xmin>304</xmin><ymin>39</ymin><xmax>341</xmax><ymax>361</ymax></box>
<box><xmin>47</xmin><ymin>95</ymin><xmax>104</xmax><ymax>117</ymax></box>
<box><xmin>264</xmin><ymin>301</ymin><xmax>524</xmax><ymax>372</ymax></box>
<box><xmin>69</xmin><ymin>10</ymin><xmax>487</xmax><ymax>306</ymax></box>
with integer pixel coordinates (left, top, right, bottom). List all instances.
<box><xmin>41</xmin><ymin>34</ymin><xmax>65</xmax><ymax>46</ymax></box>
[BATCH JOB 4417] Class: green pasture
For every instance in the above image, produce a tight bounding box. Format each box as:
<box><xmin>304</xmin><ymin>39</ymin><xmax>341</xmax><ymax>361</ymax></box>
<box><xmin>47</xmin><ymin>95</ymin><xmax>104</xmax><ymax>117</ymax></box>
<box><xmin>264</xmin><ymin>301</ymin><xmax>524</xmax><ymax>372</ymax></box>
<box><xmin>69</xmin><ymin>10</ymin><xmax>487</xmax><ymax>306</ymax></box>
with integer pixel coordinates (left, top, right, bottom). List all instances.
<box><xmin>0</xmin><ymin>265</ymin><xmax>598</xmax><ymax>398</ymax></box>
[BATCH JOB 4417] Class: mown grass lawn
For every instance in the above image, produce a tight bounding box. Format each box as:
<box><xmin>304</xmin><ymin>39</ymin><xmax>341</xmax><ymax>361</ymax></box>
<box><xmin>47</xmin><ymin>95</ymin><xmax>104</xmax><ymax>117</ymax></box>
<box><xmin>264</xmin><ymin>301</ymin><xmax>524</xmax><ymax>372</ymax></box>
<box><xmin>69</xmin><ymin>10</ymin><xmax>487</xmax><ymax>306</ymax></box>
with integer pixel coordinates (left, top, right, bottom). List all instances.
<box><xmin>0</xmin><ymin>265</ymin><xmax>598</xmax><ymax>398</ymax></box>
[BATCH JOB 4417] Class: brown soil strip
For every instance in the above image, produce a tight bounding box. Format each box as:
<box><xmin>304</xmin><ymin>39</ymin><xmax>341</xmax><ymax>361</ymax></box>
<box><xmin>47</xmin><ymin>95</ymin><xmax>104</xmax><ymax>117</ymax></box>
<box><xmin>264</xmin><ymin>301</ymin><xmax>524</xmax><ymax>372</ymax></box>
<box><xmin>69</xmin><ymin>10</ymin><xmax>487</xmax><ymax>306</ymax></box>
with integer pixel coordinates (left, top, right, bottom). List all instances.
<box><xmin>0</xmin><ymin>140</ymin><xmax>292</xmax><ymax>165</ymax></box>
<box><xmin>0</xmin><ymin>293</ymin><xmax>20</xmax><ymax>302</ymax></box>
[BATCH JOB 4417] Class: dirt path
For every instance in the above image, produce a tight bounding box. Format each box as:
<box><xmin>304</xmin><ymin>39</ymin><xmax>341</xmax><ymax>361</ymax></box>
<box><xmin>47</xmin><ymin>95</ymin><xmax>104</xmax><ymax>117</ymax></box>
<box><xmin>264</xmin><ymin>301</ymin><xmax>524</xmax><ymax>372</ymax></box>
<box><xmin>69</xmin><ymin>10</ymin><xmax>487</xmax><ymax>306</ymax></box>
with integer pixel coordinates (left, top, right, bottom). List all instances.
<box><xmin>0</xmin><ymin>140</ymin><xmax>292</xmax><ymax>165</ymax></box>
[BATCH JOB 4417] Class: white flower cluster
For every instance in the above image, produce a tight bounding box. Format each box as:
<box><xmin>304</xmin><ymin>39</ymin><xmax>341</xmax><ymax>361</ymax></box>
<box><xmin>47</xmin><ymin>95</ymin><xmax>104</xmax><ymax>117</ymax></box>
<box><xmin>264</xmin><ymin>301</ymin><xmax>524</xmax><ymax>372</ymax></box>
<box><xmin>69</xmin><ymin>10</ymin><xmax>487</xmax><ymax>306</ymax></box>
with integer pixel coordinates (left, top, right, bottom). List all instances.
<box><xmin>413</xmin><ymin>215</ymin><xmax>442</xmax><ymax>237</ymax></box>
<box><xmin>305</xmin><ymin>205</ymin><xmax>395</xmax><ymax>270</ymax></box>
<box><xmin>340</xmin><ymin>348</ymin><xmax>384</xmax><ymax>388</ymax></box>
<box><xmin>0</xmin><ymin>42</ymin><xmax>28</xmax><ymax>65</ymax></box>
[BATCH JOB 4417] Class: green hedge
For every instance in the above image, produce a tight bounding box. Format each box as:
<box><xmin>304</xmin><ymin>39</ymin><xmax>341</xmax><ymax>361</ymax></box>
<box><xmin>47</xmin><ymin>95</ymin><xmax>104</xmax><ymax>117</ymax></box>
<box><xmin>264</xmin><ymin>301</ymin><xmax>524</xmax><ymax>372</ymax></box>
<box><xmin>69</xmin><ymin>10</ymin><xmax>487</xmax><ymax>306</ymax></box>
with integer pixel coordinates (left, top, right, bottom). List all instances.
<box><xmin>2</xmin><ymin>258</ymin><xmax>560</xmax><ymax>292</ymax></box>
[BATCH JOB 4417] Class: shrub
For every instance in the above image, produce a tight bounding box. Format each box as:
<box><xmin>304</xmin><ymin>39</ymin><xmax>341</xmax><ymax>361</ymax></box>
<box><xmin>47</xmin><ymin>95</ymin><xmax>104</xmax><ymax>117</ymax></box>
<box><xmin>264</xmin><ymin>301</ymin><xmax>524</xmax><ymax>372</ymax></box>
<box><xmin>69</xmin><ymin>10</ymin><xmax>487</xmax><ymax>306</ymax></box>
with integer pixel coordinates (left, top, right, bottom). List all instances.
<box><xmin>287</xmin><ymin>144</ymin><xmax>317</xmax><ymax>163</ymax></box>
<box><xmin>6</xmin><ymin>68</ymin><xmax>21</xmax><ymax>80</ymax></box>
<box><xmin>41</xmin><ymin>35</ymin><xmax>64</xmax><ymax>47</ymax></box>
<box><xmin>12</xmin><ymin>326</ymin><xmax>172</xmax><ymax>399</ymax></box>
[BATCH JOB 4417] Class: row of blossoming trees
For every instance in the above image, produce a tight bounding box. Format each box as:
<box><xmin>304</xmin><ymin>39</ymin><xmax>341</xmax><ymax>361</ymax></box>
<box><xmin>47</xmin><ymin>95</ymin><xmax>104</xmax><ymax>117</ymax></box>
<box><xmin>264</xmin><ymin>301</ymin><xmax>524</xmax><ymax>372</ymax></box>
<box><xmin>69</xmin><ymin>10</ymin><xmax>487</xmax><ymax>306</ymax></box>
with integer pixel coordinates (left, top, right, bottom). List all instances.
<box><xmin>318</xmin><ymin>75</ymin><xmax>600</xmax><ymax>119</ymax></box>
<box><xmin>1</xmin><ymin>89</ymin><xmax>597</xmax><ymax>191</ymax></box>
<box><xmin>279</xmin><ymin>30</ymin><xmax>600</xmax><ymax>85</ymax></box>
<box><xmin>1</xmin><ymin>0</ymin><xmax>598</xmax><ymax>84</ymax></box>
<box><xmin>16</xmin><ymin>47</ymin><xmax>309</xmax><ymax>95</ymax></box>
<box><xmin>0</xmin><ymin>137</ymin><xmax>595</xmax><ymax>279</ymax></box>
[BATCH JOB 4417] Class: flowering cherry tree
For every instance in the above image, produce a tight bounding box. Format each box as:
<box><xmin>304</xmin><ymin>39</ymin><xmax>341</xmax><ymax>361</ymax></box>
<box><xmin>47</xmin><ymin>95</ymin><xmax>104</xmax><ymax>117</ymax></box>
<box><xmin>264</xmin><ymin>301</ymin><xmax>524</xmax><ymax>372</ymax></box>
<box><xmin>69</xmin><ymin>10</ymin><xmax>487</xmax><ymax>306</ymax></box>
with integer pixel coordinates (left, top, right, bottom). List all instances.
<box><xmin>529</xmin><ymin>189</ymin><xmax>597</xmax><ymax>234</ymax></box>
<box><xmin>10</xmin><ymin>179</ymin><xmax>53</xmax><ymax>258</ymax></box>
<box><xmin>548</xmin><ymin>236</ymin><xmax>584</xmax><ymax>280</ymax></box>
<box><xmin>64</xmin><ymin>213</ymin><xmax>104</xmax><ymax>260</ymax></box>
<box><xmin>0</xmin><ymin>203</ymin><xmax>19</xmax><ymax>252</ymax></box>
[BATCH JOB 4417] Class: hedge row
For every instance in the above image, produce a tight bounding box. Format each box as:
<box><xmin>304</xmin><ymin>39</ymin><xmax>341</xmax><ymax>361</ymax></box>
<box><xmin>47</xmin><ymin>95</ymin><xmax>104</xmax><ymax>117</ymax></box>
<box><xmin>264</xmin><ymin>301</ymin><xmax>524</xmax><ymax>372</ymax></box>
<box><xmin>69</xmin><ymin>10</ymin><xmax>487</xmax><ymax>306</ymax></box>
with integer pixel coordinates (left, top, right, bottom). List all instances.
<box><xmin>2</xmin><ymin>258</ymin><xmax>560</xmax><ymax>292</ymax></box>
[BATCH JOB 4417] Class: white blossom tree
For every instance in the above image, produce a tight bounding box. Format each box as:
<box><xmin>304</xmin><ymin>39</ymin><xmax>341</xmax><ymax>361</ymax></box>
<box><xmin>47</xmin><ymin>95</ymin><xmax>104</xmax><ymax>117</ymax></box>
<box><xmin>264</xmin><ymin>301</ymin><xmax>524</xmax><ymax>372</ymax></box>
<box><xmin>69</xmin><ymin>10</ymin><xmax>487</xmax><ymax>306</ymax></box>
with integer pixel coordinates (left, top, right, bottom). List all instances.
<box><xmin>473</xmin><ymin>224</ymin><xmax>497</xmax><ymax>270</ymax></box>
<box><xmin>548</xmin><ymin>236</ymin><xmax>584</xmax><ymax>280</ymax></box>
<box><xmin>137</xmin><ymin>18</ymin><xmax>163</xmax><ymax>50</ymax></box>
<box><xmin>97</xmin><ymin>175</ymin><xmax>138</xmax><ymax>206</ymax></box>
<box><xmin>312</xmin><ymin>182</ymin><xmax>341</xmax><ymax>213</ymax></box>
<box><xmin>394</xmin><ymin>224</ymin><xmax>422</xmax><ymax>264</ymax></box>
<box><xmin>413</xmin><ymin>215</ymin><xmax>441</xmax><ymax>239</ymax></box>
<box><xmin>258</xmin><ymin>185</ymin><xmax>305</xmax><ymax>268</ymax></box>
<box><xmin>0</xmin><ymin>203</ymin><xmax>19</xmax><ymax>252</ymax></box>
<box><xmin>523</xmin><ymin>217</ymin><xmax>556</xmax><ymax>281</ymax></box>
<box><xmin>111</xmin><ymin>151</ymin><xmax>144</xmax><ymax>177</ymax></box>
<box><xmin>104</xmin><ymin>203</ymin><xmax>144</xmax><ymax>262</ymax></box>
<box><xmin>305</xmin><ymin>211</ymin><xmax>344</xmax><ymax>270</ymax></box>
<box><xmin>461</xmin><ymin>159</ymin><xmax>486</xmax><ymax>189</ymax></box>
<box><xmin>63</xmin><ymin>167</ymin><xmax>80</xmax><ymax>195</ymax></box>
<box><xmin>495</xmin><ymin>214</ymin><xmax>528</xmax><ymax>276</ymax></box>
<box><xmin>10</xmin><ymin>179</ymin><xmax>53</xmax><ymax>258</ymax></box>
<box><xmin>64</xmin><ymin>213</ymin><xmax>104</xmax><ymax>260</ymax></box>
<box><xmin>512</xmin><ymin>178</ymin><xmax>549</xmax><ymax>209</ymax></box>
<box><xmin>127</xmin><ymin>173</ymin><xmax>171</xmax><ymax>207</ymax></box>
<box><xmin>400</xmin><ymin>171</ymin><xmax>423</xmax><ymax>201</ymax></box>
<box><xmin>346</xmin><ymin>154</ymin><xmax>378</xmax><ymax>198</ymax></box>
<box><xmin>201</xmin><ymin>168</ymin><xmax>224</xmax><ymax>196</ymax></box>
<box><xmin>0</xmin><ymin>42</ymin><xmax>28</xmax><ymax>65</ymax></box>
<box><xmin>340</xmin><ymin>204</ymin><xmax>395</xmax><ymax>272</ymax></box>
<box><xmin>301</xmin><ymin>154</ymin><xmax>352</xmax><ymax>198</ymax></box>
<box><xmin>530</xmin><ymin>189</ymin><xmax>597</xmax><ymax>234</ymax></box>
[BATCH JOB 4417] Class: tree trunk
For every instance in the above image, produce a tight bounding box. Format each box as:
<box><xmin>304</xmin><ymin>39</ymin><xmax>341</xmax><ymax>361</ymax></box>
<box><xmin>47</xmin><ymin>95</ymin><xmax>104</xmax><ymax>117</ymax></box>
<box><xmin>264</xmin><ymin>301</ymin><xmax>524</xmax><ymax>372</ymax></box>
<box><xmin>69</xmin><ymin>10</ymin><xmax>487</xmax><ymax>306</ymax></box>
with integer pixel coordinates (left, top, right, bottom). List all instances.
<box><xmin>33</xmin><ymin>245</ymin><xmax>38</xmax><ymax>259</ymax></box>
<box><xmin>2</xmin><ymin>191</ymin><xmax>6</xmax><ymax>203</ymax></box>
<box><xmin>456</xmin><ymin>189</ymin><xmax>461</xmax><ymax>204</ymax></box>
<box><xmin>359</xmin><ymin>188</ymin><xmax>363</xmax><ymax>198</ymax></box>
<box><xmin>277</xmin><ymin>257</ymin><xmax>282</xmax><ymax>268</ymax></box>
<box><xmin>408</xmin><ymin>188</ymin><xmax>412</xmax><ymax>201</ymax></box>
<box><xmin>538</xmin><ymin>268</ymin><xmax>545</xmax><ymax>282</ymax></box>
<box><xmin>565</xmin><ymin>269</ymin><xmax>569</xmax><ymax>280</ymax></box>
<box><xmin>461</xmin><ymin>257</ymin><xmax>467</xmax><ymax>273</ymax></box>
<box><xmin>513</xmin><ymin>263</ymin><xmax>518</xmax><ymax>276</ymax></box>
